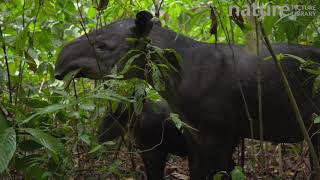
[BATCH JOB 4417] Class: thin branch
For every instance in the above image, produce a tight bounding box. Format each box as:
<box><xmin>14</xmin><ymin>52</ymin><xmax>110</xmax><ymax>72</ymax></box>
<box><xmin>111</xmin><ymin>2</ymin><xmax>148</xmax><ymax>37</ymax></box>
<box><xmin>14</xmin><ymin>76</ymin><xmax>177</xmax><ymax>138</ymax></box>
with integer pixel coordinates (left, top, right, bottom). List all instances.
<box><xmin>259</xmin><ymin>21</ymin><xmax>320</xmax><ymax>179</ymax></box>
<box><xmin>253</xmin><ymin>13</ymin><xmax>265</xmax><ymax>167</ymax></box>
<box><xmin>153</xmin><ymin>0</ymin><xmax>164</xmax><ymax>17</ymax></box>
<box><xmin>76</xmin><ymin>0</ymin><xmax>103</xmax><ymax>78</ymax></box>
<box><xmin>16</xmin><ymin>0</ymin><xmax>41</xmax><ymax>105</ymax></box>
<box><xmin>0</xmin><ymin>26</ymin><xmax>12</xmax><ymax>104</ymax></box>
<box><xmin>216</xmin><ymin>0</ymin><xmax>257</xmax><ymax>173</ymax></box>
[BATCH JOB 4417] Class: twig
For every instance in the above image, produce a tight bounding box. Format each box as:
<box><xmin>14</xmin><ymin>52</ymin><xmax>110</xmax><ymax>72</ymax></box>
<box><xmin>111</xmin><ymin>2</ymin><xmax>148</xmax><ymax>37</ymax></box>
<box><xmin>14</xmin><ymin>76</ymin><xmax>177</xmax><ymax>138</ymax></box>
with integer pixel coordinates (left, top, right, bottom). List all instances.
<box><xmin>152</xmin><ymin>0</ymin><xmax>164</xmax><ymax>17</ymax></box>
<box><xmin>16</xmin><ymin>0</ymin><xmax>41</xmax><ymax>105</ymax></box>
<box><xmin>253</xmin><ymin>12</ymin><xmax>265</xmax><ymax>168</ymax></box>
<box><xmin>0</xmin><ymin>26</ymin><xmax>12</xmax><ymax>104</ymax></box>
<box><xmin>216</xmin><ymin>0</ymin><xmax>256</xmax><ymax>170</ymax></box>
<box><xmin>75</xmin><ymin>0</ymin><xmax>103</xmax><ymax>77</ymax></box>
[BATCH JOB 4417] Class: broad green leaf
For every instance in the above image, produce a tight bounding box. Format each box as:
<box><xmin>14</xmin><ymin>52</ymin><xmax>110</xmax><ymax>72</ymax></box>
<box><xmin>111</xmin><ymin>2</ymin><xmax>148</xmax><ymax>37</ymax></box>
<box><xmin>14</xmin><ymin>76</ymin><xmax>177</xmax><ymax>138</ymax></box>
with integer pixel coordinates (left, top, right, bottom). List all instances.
<box><xmin>88</xmin><ymin>7</ymin><xmax>97</xmax><ymax>19</ymax></box>
<box><xmin>118</xmin><ymin>53</ymin><xmax>142</xmax><ymax>75</ymax></box>
<box><xmin>0</xmin><ymin>127</ymin><xmax>16</xmax><ymax>173</ymax></box>
<box><xmin>89</xmin><ymin>90</ymin><xmax>133</xmax><ymax>102</ymax></box>
<box><xmin>18</xmin><ymin>140</ymin><xmax>42</xmax><ymax>152</ymax></box>
<box><xmin>16</xmin><ymin>155</ymin><xmax>49</xmax><ymax>180</ymax></box>
<box><xmin>79</xmin><ymin>103</ymin><xmax>96</xmax><ymax>111</ymax></box>
<box><xmin>0</xmin><ymin>66</ymin><xmax>4</xmax><ymax>90</ymax></box>
<box><xmin>170</xmin><ymin>113</ymin><xmax>199</xmax><ymax>132</ymax></box>
<box><xmin>170</xmin><ymin>113</ymin><xmax>182</xmax><ymax>129</ymax></box>
<box><xmin>314</xmin><ymin>116</ymin><xmax>320</xmax><ymax>124</ymax></box>
<box><xmin>20</xmin><ymin>103</ymin><xmax>71</xmax><ymax>124</ymax></box>
<box><xmin>263</xmin><ymin>16</ymin><xmax>278</xmax><ymax>34</ymax></box>
<box><xmin>134</xmin><ymin>81</ymin><xmax>146</xmax><ymax>114</ymax></box>
<box><xmin>63</xmin><ymin>68</ymin><xmax>82</xmax><ymax>89</ymax></box>
<box><xmin>284</xmin><ymin>54</ymin><xmax>306</xmax><ymax>64</ymax></box>
<box><xmin>23</xmin><ymin>128</ymin><xmax>68</xmax><ymax>159</ymax></box>
<box><xmin>231</xmin><ymin>166</ymin><xmax>245</xmax><ymax>180</ymax></box>
<box><xmin>0</xmin><ymin>113</ymin><xmax>10</xmax><ymax>132</ymax></box>
<box><xmin>88</xmin><ymin>144</ymin><xmax>102</xmax><ymax>154</ymax></box>
<box><xmin>25</xmin><ymin>50</ymin><xmax>38</xmax><ymax>73</ymax></box>
<box><xmin>151</xmin><ymin>63</ymin><xmax>165</xmax><ymax>91</ymax></box>
<box><xmin>304</xmin><ymin>69</ymin><xmax>320</xmax><ymax>75</ymax></box>
<box><xmin>24</xmin><ymin>98</ymin><xmax>50</xmax><ymax>108</ymax></box>
<box><xmin>213</xmin><ymin>171</ymin><xmax>227</xmax><ymax>180</ymax></box>
<box><xmin>79</xmin><ymin>134</ymin><xmax>91</xmax><ymax>145</ymax></box>
<box><xmin>263</xmin><ymin>53</ymin><xmax>285</xmax><ymax>61</ymax></box>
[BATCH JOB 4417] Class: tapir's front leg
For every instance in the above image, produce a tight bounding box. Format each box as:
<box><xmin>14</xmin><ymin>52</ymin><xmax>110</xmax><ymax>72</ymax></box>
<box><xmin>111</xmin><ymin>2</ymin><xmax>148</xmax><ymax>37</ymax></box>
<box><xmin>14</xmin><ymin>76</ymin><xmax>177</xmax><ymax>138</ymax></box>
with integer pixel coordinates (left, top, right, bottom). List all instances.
<box><xmin>185</xmin><ymin>130</ymin><xmax>237</xmax><ymax>180</ymax></box>
<box><xmin>140</xmin><ymin>149</ymin><xmax>167</xmax><ymax>180</ymax></box>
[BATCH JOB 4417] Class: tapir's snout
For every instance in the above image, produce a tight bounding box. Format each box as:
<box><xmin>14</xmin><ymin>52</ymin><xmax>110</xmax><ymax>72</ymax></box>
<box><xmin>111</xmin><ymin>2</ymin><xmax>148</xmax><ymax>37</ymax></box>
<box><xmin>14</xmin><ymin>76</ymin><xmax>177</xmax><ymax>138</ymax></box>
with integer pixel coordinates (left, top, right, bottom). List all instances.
<box><xmin>54</xmin><ymin>36</ymin><xmax>109</xmax><ymax>80</ymax></box>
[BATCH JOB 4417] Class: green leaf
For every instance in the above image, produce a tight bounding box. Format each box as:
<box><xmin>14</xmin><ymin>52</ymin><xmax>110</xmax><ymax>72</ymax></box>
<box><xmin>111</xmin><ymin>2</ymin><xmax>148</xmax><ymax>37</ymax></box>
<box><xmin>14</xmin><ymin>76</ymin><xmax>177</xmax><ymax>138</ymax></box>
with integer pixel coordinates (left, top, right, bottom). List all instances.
<box><xmin>79</xmin><ymin>103</ymin><xmax>96</xmax><ymax>111</ymax></box>
<box><xmin>314</xmin><ymin>116</ymin><xmax>320</xmax><ymax>124</ymax></box>
<box><xmin>231</xmin><ymin>166</ymin><xmax>245</xmax><ymax>180</ymax></box>
<box><xmin>89</xmin><ymin>90</ymin><xmax>133</xmax><ymax>102</ymax></box>
<box><xmin>170</xmin><ymin>113</ymin><xmax>199</xmax><ymax>132</ymax></box>
<box><xmin>0</xmin><ymin>127</ymin><xmax>16</xmax><ymax>173</ymax></box>
<box><xmin>284</xmin><ymin>53</ymin><xmax>306</xmax><ymax>64</ymax></box>
<box><xmin>79</xmin><ymin>134</ymin><xmax>91</xmax><ymax>145</ymax></box>
<box><xmin>24</xmin><ymin>98</ymin><xmax>50</xmax><ymax>108</ymax></box>
<box><xmin>18</xmin><ymin>140</ymin><xmax>42</xmax><ymax>152</ymax></box>
<box><xmin>88</xmin><ymin>7</ymin><xmax>97</xmax><ymax>19</ymax></box>
<box><xmin>88</xmin><ymin>144</ymin><xmax>102</xmax><ymax>154</ymax></box>
<box><xmin>263</xmin><ymin>16</ymin><xmax>278</xmax><ymax>34</ymax></box>
<box><xmin>23</xmin><ymin>128</ymin><xmax>68</xmax><ymax>159</ymax></box>
<box><xmin>170</xmin><ymin>113</ymin><xmax>182</xmax><ymax>129</ymax></box>
<box><xmin>151</xmin><ymin>63</ymin><xmax>165</xmax><ymax>91</ymax></box>
<box><xmin>134</xmin><ymin>81</ymin><xmax>146</xmax><ymax>114</ymax></box>
<box><xmin>118</xmin><ymin>53</ymin><xmax>142</xmax><ymax>75</ymax></box>
<box><xmin>63</xmin><ymin>68</ymin><xmax>82</xmax><ymax>89</ymax></box>
<box><xmin>213</xmin><ymin>171</ymin><xmax>227</xmax><ymax>180</ymax></box>
<box><xmin>25</xmin><ymin>50</ymin><xmax>38</xmax><ymax>73</ymax></box>
<box><xmin>263</xmin><ymin>53</ymin><xmax>285</xmax><ymax>61</ymax></box>
<box><xmin>0</xmin><ymin>113</ymin><xmax>10</xmax><ymax>132</ymax></box>
<box><xmin>20</xmin><ymin>103</ymin><xmax>70</xmax><ymax>124</ymax></box>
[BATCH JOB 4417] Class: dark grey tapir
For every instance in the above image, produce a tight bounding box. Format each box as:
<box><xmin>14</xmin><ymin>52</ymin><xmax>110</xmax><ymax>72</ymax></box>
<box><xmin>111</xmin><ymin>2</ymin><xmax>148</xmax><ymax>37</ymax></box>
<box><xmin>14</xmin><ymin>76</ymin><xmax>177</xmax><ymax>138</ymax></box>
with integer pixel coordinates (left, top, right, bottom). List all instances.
<box><xmin>55</xmin><ymin>11</ymin><xmax>320</xmax><ymax>179</ymax></box>
<box><xmin>98</xmin><ymin>100</ymin><xmax>187</xmax><ymax>180</ymax></box>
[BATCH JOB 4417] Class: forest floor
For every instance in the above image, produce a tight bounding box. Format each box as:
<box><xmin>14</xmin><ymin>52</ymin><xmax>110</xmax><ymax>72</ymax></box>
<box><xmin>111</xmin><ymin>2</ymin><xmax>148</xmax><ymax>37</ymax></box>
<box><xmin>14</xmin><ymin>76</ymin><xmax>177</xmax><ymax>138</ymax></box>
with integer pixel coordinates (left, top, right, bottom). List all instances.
<box><xmin>80</xmin><ymin>139</ymin><xmax>312</xmax><ymax>180</ymax></box>
<box><xmin>3</xmin><ymin>139</ymin><xmax>311</xmax><ymax>179</ymax></box>
<box><xmin>69</xmin><ymin>139</ymin><xmax>310</xmax><ymax>180</ymax></box>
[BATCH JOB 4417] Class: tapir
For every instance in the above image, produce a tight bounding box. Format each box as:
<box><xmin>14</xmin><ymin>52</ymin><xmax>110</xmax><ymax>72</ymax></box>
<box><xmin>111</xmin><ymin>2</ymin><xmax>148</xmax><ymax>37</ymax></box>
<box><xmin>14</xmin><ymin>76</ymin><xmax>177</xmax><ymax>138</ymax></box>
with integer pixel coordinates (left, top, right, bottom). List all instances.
<box><xmin>98</xmin><ymin>100</ymin><xmax>187</xmax><ymax>180</ymax></box>
<box><xmin>55</xmin><ymin>11</ymin><xmax>320</xmax><ymax>179</ymax></box>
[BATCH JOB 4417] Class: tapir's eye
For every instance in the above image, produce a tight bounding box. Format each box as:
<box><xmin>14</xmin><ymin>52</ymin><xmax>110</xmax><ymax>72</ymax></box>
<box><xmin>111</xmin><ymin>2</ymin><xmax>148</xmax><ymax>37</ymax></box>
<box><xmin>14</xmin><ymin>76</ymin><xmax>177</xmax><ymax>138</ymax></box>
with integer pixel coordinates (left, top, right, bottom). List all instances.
<box><xmin>96</xmin><ymin>42</ymin><xmax>115</xmax><ymax>51</ymax></box>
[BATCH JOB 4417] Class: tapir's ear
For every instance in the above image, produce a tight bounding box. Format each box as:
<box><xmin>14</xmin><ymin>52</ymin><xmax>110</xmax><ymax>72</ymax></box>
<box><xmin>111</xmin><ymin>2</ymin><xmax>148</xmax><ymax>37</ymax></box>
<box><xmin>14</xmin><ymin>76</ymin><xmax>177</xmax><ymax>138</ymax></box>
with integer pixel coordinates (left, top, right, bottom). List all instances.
<box><xmin>132</xmin><ymin>11</ymin><xmax>153</xmax><ymax>38</ymax></box>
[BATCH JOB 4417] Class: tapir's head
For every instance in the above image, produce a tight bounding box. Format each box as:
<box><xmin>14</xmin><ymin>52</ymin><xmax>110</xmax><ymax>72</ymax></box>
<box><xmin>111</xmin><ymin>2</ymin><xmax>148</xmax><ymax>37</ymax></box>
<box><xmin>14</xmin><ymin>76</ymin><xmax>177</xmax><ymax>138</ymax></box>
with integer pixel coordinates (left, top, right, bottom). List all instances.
<box><xmin>54</xmin><ymin>11</ymin><xmax>154</xmax><ymax>80</ymax></box>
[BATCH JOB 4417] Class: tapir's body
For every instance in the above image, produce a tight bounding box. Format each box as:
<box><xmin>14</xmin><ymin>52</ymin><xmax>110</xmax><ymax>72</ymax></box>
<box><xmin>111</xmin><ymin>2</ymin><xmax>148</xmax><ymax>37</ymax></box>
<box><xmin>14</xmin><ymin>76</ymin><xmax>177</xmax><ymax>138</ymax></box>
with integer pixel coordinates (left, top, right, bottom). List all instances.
<box><xmin>98</xmin><ymin>100</ymin><xmax>187</xmax><ymax>179</ymax></box>
<box><xmin>55</xmin><ymin>12</ymin><xmax>320</xmax><ymax>179</ymax></box>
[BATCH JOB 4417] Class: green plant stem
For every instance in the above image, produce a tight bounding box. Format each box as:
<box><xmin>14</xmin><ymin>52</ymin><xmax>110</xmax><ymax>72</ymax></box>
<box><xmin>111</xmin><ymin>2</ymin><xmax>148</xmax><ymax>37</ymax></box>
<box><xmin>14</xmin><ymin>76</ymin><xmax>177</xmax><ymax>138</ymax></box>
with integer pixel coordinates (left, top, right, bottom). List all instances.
<box><xmin>75</xmin><ymin>0</ymin><xmax>103</xmax><ymax>78</ymax></box>
<box><xmin>260</xmin><ymin>21</ymin><xmax>320</xmax><ymax>179</ymax></box>
<box><xmin>0</xmin><ymin>26</ymin><xmax>12</xmax><ymax>104</ymax></box>
<box><xmin>254</xmin><ymin>16</ymin><xmax>265</xmax><ymax>168</ymax></box>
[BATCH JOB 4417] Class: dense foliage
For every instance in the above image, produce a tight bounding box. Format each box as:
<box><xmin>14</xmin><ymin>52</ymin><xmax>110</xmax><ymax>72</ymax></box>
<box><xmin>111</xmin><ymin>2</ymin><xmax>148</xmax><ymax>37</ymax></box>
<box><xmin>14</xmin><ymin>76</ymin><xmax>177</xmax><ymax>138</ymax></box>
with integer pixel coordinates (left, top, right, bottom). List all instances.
<box><xmin>0</xmin><ymin>0</ymin><xmax>320</xmax><ymax>179</ymax></box>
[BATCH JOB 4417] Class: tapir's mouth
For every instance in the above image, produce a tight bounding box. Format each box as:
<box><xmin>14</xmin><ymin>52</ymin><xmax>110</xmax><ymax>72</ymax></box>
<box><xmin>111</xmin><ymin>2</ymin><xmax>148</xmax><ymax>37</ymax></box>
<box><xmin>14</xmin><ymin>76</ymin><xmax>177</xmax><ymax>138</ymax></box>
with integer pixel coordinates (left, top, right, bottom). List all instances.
<box><xmin>54</xmin><ymin>68</ymin><xmax>103</xmax><ymax>80</ymax></box>
<box><xmin>55</xmin><ymin>55</ymin><xmax>109</xmax><ymax>80</ymax></box>
<box><xmin>54</xmin><ymin>65</ymin><xmax>86</xmax><ymax>80</ymax></box>
<box><xmin>54</xmin><ymin>71</ymin><xmax>66</xmax><ymax>80</ymax></box>
<box><xmin>54</xmin><ymin>62</ymin><xmax>111</xmax><ymax>81</ymax></box>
